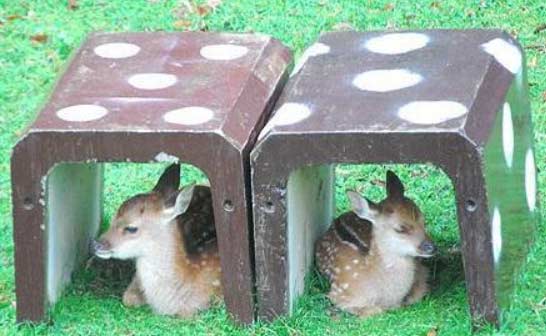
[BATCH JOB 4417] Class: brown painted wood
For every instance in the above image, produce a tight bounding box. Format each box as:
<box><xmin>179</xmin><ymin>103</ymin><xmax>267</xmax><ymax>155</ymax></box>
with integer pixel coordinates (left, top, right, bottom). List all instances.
<box><xmin>251</xmin><ymin>29</ymin><xmax>538</xmax><ymax>327</ymax></box>
<box><xmin>11</xmin><ymin>32</ymin><xmax>292</xmax><ymax>324</ymax></box>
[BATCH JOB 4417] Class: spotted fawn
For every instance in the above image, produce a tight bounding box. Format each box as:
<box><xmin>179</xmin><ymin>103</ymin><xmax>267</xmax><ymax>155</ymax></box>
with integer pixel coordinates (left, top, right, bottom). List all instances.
<box><xmin>93</xmin><ymin>164</ymin><xmax>222</xmax><ymax>318</ymax></box>
<box><xmin>315</xmin><ymin>171</ymin><xmax>436</xmax><ymax>317</ymax></box>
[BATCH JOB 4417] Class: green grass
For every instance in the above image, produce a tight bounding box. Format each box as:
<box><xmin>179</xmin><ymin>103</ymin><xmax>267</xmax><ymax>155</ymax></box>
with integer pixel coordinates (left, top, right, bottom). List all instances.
<box><xmin>1</xmin><ymin>0</ymin><xmax>545</xmax><ymax>335</ymax></box>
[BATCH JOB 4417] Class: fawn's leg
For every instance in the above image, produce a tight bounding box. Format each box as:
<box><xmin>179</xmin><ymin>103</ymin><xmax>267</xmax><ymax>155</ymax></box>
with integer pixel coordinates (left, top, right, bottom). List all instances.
<box><xmin>347</xmin><ymin>305</ymin><xmax>384</xmax><ymax>318</ymax></box>
<box><xmin>123</xmin><ymin>275</ymin><xmax>145</xmax><ymax>307</ymax></box>
<box><xmin>404</xmin><ymin>263</ymin><xmax>429</xmax><ymax>305</ymax></box>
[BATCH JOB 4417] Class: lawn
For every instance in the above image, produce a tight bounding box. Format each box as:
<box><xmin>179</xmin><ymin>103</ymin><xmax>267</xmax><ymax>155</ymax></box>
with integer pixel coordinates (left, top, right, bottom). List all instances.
<box><xmin>0</xmin><ymin>0</ymin><xmax>545</xmax><ymax>335</ymax></box>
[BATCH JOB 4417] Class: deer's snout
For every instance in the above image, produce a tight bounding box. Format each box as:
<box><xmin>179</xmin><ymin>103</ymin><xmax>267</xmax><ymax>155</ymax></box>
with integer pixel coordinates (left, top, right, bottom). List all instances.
<box><xmin>418</xmin><ymin>240</ymin><xmax>436</xmax><ymax>256</ymax></box>
<box><xmin>92</xmin><ymin>239</ymin><xmax>112</xmax><ymax>258</ymax></box>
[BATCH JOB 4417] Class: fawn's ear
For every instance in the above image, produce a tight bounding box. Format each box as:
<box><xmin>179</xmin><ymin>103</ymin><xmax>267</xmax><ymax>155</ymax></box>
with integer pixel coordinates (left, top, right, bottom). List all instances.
<box><xmin>163</xmin><ymin>184</ymin><xmax>195</xmax><ymax>224</ymax></box>
<box><xmin>153</xmin><ymin>164</ymin><xmax>180</xmax><ymax>198</ymax></box>
<box><xmin>346</xmin><ymin>190</ymin><xmax>378</xmax><ymax>223</ymax></box>
<box><xmin>386</xmin><ymin>170</ymin><xmax>405</xmax><ymax>200</ymax></box>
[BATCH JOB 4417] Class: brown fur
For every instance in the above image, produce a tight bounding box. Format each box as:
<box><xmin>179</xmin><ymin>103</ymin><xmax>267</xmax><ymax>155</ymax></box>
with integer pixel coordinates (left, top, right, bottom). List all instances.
<box><xmin>315</xmin><ymin>171</ymin><xmax>435</xmax><ymax>317</ymax></box>
<box><xmin>94</xmin><ymin>165</ymin><xmax>222</xmax><ymax>318</ymax></box>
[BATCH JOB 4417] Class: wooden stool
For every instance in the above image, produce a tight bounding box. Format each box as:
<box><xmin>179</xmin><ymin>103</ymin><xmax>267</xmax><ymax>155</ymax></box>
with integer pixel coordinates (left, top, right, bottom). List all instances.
<box><xmin>250</xmin><ymin>29</ymin><xmax>538</xmax><ymax>326</ymax></box>
<box><xmin>11</xmin><ymin>32</ymin><xmax>291</xmax><ymax>324</ymax></box>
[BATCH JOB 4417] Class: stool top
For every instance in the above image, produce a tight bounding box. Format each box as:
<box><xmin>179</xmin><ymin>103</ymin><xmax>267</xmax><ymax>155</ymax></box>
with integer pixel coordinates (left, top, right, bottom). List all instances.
<box><xmin>30</xmin><ymin>32</ymin><xmax>291</xmax><ymax>148</ymax></box>
<box><xmin>259</xmin><ymin>29</ymin><xmax>523</xmax><ymax>140</ymax></box>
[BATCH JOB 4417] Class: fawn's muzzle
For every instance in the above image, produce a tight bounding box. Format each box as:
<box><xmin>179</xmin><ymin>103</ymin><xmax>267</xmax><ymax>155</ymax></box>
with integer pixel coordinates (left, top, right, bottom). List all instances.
<box><xmin>91</xmin><ymin>239</ymin><xmax>110</xmax><ymax>253</ymax></box>
<box><xmin>419</xmin><ymin>240</ymin><xmax>436</xmax><ymax>256</ymax></box>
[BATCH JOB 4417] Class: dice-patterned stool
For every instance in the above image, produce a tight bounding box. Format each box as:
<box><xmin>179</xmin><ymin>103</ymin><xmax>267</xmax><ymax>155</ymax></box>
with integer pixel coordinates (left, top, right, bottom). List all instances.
<box><xmin>250</xmin><ymin>30</ymin><xmax>539</xmax><ymax>326</ymax></box>
<box><xmin>11</xmin><ymin>32</ymin><xmax>291</xmax><ymax>324</ymax></box>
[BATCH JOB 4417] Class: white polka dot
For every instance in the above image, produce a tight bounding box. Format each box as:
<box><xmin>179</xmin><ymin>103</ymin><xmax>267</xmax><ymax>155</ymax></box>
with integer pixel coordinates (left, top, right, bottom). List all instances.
<box><xmin>353</xmin><ymin>69</ymin><xmax>423</xmax><ymax>92</ymax></box>
<box><xmin>398</xmin><ymin>101</ymin><xmax>468</xmax><ymax>125</ymax></box>
<box><xmin>491</xmin><ymin>207</ymin><xmax>502</xmax><ymax>264</ymax></box>
<box><xmin>365</xmin><ymin>33</ymin><xmax>429</xmax><ymax>55</ymax></box>
<box><xmin>271</xmin><ymin>103</ymin><xmax>312</xmax><ymax>126</ymax></box>
<box><xmin>291</xmin><ymin>42</ymin><xmax>331</xmax><ymax>76</ymax></box>
<box><xmin>56</xmin><ymin>104</ymin><xmax>108</xmax><ymax>122</ymax></box>
<box><xmin>128</xmin><ymin>73</ymin><xmax>177</xmax><ymax>90</ymax></box>
<box><xmin>502</xmin><ymin>102</ymin><xmax>514</xmax><ymax>168</ymax></box>
<box><xmin>258</xmin><ymin>103</ymin><xmax>312</xmax><ymax>139</ymax></box>
<box><xmin>525</xmin><ymin>149</ymin><xmax>537</xmax><ymax>211</ymax></box>
<box><xmin>200</xmin><ymin>44</ymin><xmax>248</xmax><ymax>61</ymax></box>
<box><xmin>481</xmin><ymin>38</ymin><xmax>522</xmax><ymax>74</ymax></box>
<box><xmin>94</xmin><ymin>43</ymin><xmax>140</xmax><ymax>59</ymax></box>
<box><xmin>163</xmin><ymin>106</ymin><xmax>214</xmax><ymax>125</ymax></box>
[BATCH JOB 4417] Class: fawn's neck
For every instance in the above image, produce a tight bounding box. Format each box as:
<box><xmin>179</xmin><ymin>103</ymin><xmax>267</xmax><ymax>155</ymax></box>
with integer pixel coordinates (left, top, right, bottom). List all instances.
<box><xmin>136</xmin><ymin>223</ymin><xmax>188</xmax><ymax>286</ymax></box>
<box><xmin>372</xmin><ymin>232</ymin><xmax>416</xmax><ymax>274</ymax></box>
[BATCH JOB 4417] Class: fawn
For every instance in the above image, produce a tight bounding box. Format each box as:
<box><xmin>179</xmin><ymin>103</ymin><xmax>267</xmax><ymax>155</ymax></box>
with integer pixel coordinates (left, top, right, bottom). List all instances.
<box><xmin>315</xmin><ymin>171</ymin><xmax>436</xmax><ymax>317</ymax></box>
<box><xmin>93</xmin><ymin>164</ymin><xmax>222</xmax><ymax>318</ymax></box>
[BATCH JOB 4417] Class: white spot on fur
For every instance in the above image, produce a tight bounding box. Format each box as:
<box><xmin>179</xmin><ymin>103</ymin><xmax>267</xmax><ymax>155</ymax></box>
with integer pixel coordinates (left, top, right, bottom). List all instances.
<box><xmin>212</xmin><ymin>280</ymin><xmax>220</xmax><ymax>287</ymax></box>
<box><xmin>365</xmin><ymin>33</ymin><xmax>429</xmax><ymax>55</ymax></box>
<box><xmin>291</xmin><ymin>42</ymin><xmax>330</xmax><ymax>76</ymax></box>
<box><xmin>334</xmin><ymin>267</ymin><xmax>340</xmax><ymax>274</ymax></box>
<box><xmin>525</xmin><ymin>149</ymin><xmax>537</xmax><ymax>211</ymax></box>
<box><xmin>353</xmin><ymin>69</ymin><xmax>423</xmax><ymax>92</ymax></box>
<box><xmin>163</xmin><ymin>106</ymin><xmax>214</xmax><ymax>125</ymax></box>
<box><xmin>398</xmin><ymin>101</ymin><xmax>468</xmax><ymax>125</ymax></box>
<box><xmin>200</xmin><ymin>44</ymin><xmax>248</xmax><ymax>60</ymax></box>
<box><xmin>258</xmin><ymin>103</ymin><xmax>312</xmax><ymax>139</ymax></box>
<box><xmin>502</xmin><ymin>102</ymin><xmax>514</xmax><ymax>168</ymax></box>
<box><xmin>154</xmin><ymin>152</ymin><xmax>179</xmax><ymax>163</ymax></box>
<box><xmin>341</xmin><ymin>283</ymin><xmax>349</xmax><ymax>289</ymax></box>
<box><xmin>56</xmin><ymin>104</ymin><xmax>108</xmax><ymax>122</ymax></box>
<box><xmin>481</xmin><ymin>38</ymin><xmax>522</xmax><ymax>74</ymax></box>
<box><xmin>352</xmin><ymin>259</ymin><xmax>359</xmax><ymax>264</ymax></box>
<box><xmin>352</xmin><ymin>272</ymin><xmax>359</xmax><ymax>279</ymax></box>
<box><xmin>344</xmin><ymin>265</ymin><xmax>351</xmax><ymax>271</ymax></box>
<box><xmin>128</xmin><ymin>73</ymin><xmax>177</xmax><ymax>90</ymax></box>
<box><xmin>94</xmin><ymin>43</ymin><xmax>140</xmax><ymax>59</ymax></box>
<box><xmin>491</xmin><ymin>207</ymin><xmax>502</xmax><ymax>264</ymax></box>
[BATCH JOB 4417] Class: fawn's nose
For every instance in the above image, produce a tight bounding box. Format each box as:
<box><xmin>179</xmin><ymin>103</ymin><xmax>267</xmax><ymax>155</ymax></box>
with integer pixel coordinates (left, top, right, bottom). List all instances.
<box><xmin>419</xmin><ymin>240</ymin><xmax>436</xmax><ymax>255</ymax></box>
<box><xmin>91</xmin><ymin>239</ymin><xmax>110</xmax><ymax>253</ymax></box>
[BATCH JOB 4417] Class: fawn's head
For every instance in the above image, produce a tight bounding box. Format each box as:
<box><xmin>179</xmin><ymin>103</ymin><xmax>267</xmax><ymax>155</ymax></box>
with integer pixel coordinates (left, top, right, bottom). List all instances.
<box><xmin>93</xmin><ymin>164</ymin><xmax>195</xmax><ymax>260</ymax></box>
<box><xmin>346</xmin><ymin>171</ymin><xmax>435</xmax><ymax>258</ymax></box>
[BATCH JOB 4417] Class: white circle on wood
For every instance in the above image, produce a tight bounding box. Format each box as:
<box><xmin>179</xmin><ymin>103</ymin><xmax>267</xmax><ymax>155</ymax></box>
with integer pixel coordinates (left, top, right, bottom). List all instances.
<box><xmin>56</xmin><ymin>104</ymin><xmax>108</xmax><ymax>122</ymax></box>
<box><xmin>94</xmin><ymin>43</ymin><xmax>140</xmax><ymax>59</ymax></box>
<box><xmin>258</xmin><ymin>103</ymin><xmax>312</xmax><ymax>139</ymax></box>
<box><xmin>481</xmin><ymin>38</ymin><xmax>522</xmax><ymax>74</ymax></box>
<box><xmin>163</xmin><ymin>106</ymin><xmax>214</xmax><ymax>125</ymax></box>
<box><xmin>525</xmin><ymin>149</ymin><xmax>537</xmax><ymax>211</ymax></box>
<box><xmin>200</xmin><ymin>44</ymin><xmax>248</xmax><ymax>61</ymax></box>
<box><xmin>291</xmin><ymin>42</ymin><xmax>331</xmax><ymax>76</ymax></box>
<box><xmin>502</xmin><ymin>102</ymin><xmax>514</xmax><ymax>168</ymax></box>
<box><xmin>353</xmin><ymin>69</ymin><xmax>423</xmax><ymax>92</ymax></box>
<box><xmin>128</xmin><ymin>73</ymin><xmax>177</xmax><ymax>90</ymax></box>
<box><xmin>491</xmin><ymin>207</ymin><xmax>502</xmax><ymax>264</ymax></box>
<box><xmin>365</xmin><ymin>33</ymin><xmax>429</xmax><ymax>55</ymax></box>
<box><xmin>398</xmin><ymin>101</ymin><xmax>468</xmax><ymax>125</ymax></box>
<box><xmin>271</xmin><ymin>103</ymin><xmax>312</xmax><ymax>125</ymax></box>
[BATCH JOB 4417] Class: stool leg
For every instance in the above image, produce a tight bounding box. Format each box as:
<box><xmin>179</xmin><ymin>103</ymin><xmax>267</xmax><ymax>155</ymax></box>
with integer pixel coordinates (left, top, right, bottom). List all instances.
<box><xmin>453</xmin><ymin>162</ymin><xmax>499</xmax><ymax>326</ymax></box>
<box><xmin>12</xmin><ymin>159</ymin><xmax>103</xmax><ymax>322</ymax></box>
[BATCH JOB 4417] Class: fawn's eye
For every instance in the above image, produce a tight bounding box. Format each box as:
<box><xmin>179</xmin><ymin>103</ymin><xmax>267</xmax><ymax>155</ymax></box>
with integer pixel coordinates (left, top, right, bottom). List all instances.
<box><xmin>124</xmin><ymin>226</ymin><xmax>138</xmax><ymax>234</ymax></box>
<box><xmin>394</xmin><ymin>225</ymin><xmax>410</xmax><ymax>234</ymax></box>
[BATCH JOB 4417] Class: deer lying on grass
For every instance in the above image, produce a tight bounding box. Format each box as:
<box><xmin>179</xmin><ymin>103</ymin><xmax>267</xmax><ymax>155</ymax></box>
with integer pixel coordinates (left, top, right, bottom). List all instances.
<box><xmin>93</xmin><ymin>164</ymin><xmax>222</xmax><ymax>318</ymax></box>
<box><xmin>315</xmin><ymin>171</ymin><xmax>436</xmax><ymax>317</ymax></box>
